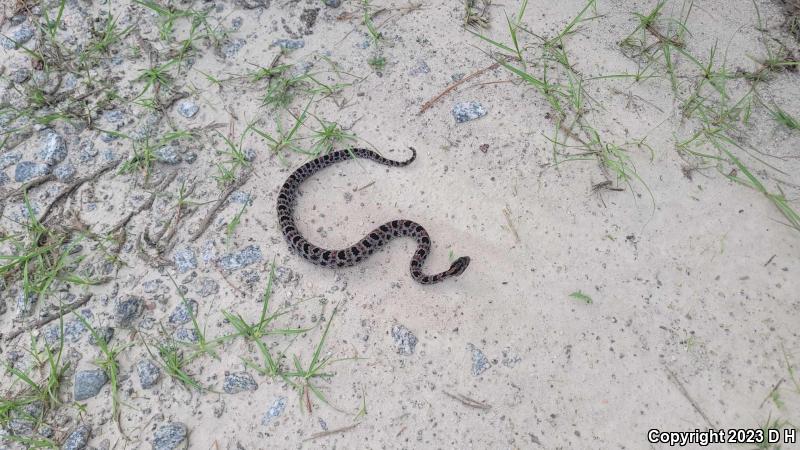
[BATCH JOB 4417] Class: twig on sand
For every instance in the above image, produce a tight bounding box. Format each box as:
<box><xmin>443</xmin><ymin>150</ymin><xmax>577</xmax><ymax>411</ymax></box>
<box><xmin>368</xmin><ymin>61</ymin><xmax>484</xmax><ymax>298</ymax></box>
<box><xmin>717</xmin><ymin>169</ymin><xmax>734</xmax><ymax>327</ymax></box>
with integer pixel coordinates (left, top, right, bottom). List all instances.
<box><xmin>1</xmin><ymin>174</ymin><xmax>57</xmax><ymax>202</ymax></box>
<box><xmin>354</xmin><ymin>181</ymin><xmax>375</xmax><ymax>192</ymax></box>
<box><xmin>418</xmin><ymin>61</ymin><xmax>502</xmax><ymax>114</ymax></box>
<box><xmin>303</xmin><ymin>423</ymin><xmax>360</xmax><ymax>441</ymax></box>
<box><xmin>39</xmin><ymin>160</ymin><xmax>120</xmax><ymax>224</ymax></box>
<box><xmin>502</xmin><ymin>204</ymin><xmax>520</xmax><ymax>243</ymax></box>
<box><xmin>443</xmin><ymin>390</ymin><xmax>492</xmax><ymax>410</ymax></box>
<box><xmin>3</xmin><ymin>295</ymin><xmax>92</xmax><ymax>342</ymax></box>
<box><xmin>760</xmin><ymin>378</ymin><xmax>784</xmax><ymax>408</ymax></box>
<box><xmin>664</xmin><ymin>367</ymin><xmax>715</xmax><ymax>428</ymax></box>
<box><xmin>189</xmin><ymin>169</ymin><xmax>252</xmax><ymax>242</ymax></box>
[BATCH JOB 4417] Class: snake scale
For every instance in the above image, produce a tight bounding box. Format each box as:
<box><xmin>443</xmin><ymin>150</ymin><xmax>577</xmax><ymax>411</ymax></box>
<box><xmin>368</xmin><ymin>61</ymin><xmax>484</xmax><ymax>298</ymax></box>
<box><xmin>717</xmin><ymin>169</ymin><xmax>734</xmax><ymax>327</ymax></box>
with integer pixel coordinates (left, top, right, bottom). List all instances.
<box><xmin>277</xmin><ymin>147</ymin><xmax>470</xmax><ymax>284</ymax></box>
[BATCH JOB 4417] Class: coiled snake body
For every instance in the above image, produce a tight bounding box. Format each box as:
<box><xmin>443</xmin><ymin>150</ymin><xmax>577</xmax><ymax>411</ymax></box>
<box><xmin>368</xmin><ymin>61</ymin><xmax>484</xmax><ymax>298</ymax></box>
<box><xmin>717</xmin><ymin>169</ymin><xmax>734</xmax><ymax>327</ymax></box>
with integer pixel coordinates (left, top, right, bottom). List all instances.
<box><xmin>277</xmin><ymin>148</ymin><xmax>470</xmax><ymax>284</ymax></box>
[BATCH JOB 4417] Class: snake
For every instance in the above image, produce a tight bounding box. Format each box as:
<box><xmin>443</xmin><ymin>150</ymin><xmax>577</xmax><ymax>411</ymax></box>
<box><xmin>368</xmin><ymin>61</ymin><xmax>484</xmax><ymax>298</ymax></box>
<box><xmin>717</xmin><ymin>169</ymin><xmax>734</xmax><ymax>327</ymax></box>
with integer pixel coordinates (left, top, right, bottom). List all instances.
<box><xmin>277</xmin><ymin>147</ymin><xmax>470</xmax><ymax>284</ymax></box>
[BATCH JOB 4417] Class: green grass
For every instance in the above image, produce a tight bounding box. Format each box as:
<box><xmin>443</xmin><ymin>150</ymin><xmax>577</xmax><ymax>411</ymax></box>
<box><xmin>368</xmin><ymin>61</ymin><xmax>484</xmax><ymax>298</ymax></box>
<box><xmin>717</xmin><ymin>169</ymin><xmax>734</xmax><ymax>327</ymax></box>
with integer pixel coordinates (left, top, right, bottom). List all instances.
<box><xmin>283</xmin><ymin>308</ymin><xmax>354</xmax><ymax>413</ymax></box>
<box><xmin>74</xmin><ymin>314</ymin><xmax>129</xmax><ymax>422</ymax></box>
<box><xmin>1</xmin><ymin>318</ymin><xmax>69</xmax><ymax>446</ymax></box>
<box><xmin>569</xmin><ymin>291</ymin><xmax>593</xmax><ymax>304</ymax></box>
<box><xmin>0</xmin><ymin>195</ymin><xmax>97</xmax><ymax>307</ymax></box>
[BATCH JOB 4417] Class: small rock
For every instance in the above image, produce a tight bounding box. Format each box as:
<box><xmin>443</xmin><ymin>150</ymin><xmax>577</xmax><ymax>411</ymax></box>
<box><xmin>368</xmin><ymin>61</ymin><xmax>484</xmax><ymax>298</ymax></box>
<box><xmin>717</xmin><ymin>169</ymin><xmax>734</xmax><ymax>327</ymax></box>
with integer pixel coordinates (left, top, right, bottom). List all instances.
<box><xmin>39</xmin><ymin>423</ymin><xmax>54</xmax><ymax>438</ymax></box>
<box><xmin>0</xmin><ymin>171</ymin><xmax>10</xmax><ymax>186</ymax></box>
<box><xmin>73</xmin><ymin>369</ymin><xmax>108</xmax><ymax>401</ymax></box>
<box><xmin>230</xmin><ymin>191</ymin><xmax>252</xmax><ymax>204</ymax></box>
<box><xmin>223</xmin><ymin>371</ymin><xmax>258</xmax><ymax>394</ymax></box>
<box><xmin>271</xmin><ymin>39</ymin><xmax>305</xmax><ymax>50</ymax></box>
<box><xmin>240</xmin><ymin>270</ymin><xmax>260</xmax><ymax>285</ymax></box>
<box><xmin>79</xmin><ymin>141</ymin><xmax>97</xmax><ymax>162</ymax></box>
<box><xmin>54</xmin><ymin>163</ymin><xmax>76</xmax><ymax>181</ymax></box>
<box><xmin>177</xmin><ymin>101</ymin><xmax>199</xmax><ymax>118</ymax></box>
<box><xmin>15</xmin><ymin>161</ymin><xmax>51</xmax><ymax>182</ymax></box>
<box><xmin>155</xmin><ymin>146</ymin><xmax>181</xmax><ymax>164</ymax></box>
<box><xmin>323</xmin><ymin>0</ymin><xmax>341</xmax><ymax>7</ymax></box>
<box><xmin>194</xmin><ymin>278</ymin><xmax>219</xmax><ymax>297</ymax></box>
<box><xmin>169</xmin><ymin>299</ymin><xmax>197</xmax><ymax>325</ymax></box>
<box><xmin>467</xmin><ymin>343</ymin><xmax>491</xmax><ymax>376</ymax></box>
<box><xmin>115</xmin><ymin>296</ymin><xmax>143</xmax><ymax>327</ymax></box>
<box><xmin>452</xmin><ymin>101</ymin><xmax>487</xmax><ymax>123</ymax></box>
<box><xmin>173</xmin><ymin>327</ymin><xmax>199</xmax><ymax>343</ymax></box>
<box><xmin>143</xmin><ymin>279</ymin><xmax>163</xmax><ymax>294</ymax></box>
<box><xmin>231</xmin><ymin>17</ymin><xmax>243</xmax><ymax>30</ymax></box>
<box><xmin>1</xmin><ymin>25</ymin><xmax>34</xmax><ymax>49</ymax></box>
<box><xmin>217</xmin><ymin>245</ymin><xmax>262</xmax><ymax>271</ymax></box>
<box><xmin>222</xmin><ymin>39</ymin><xmax>246</xmax><ymax>58</ymax></box>
<box><xmin>391</xmin><ymin>324</ymin><xmax>417</xmax><ymax>355</ymax></box>
<box><xmin>137</xmin><ymin>359</ymin><xmax>161</xmax><ymax>389</ymax></box>
<box><xmin>261</xmin><ymin>397</ymin><xmax>287</xmax><ymax>426</ymax></box>
<box><xmin>61</xmin><ymin>424</ymin><xmax>91</xmax><ymax>450</ymax></box>
<box><xmin>8</xmin><ymin>401</ymin><xmax>43</xmax><ymax>435</ymax></box>
<box><xmin>103</xmin><ymin>110</ymin><xmax>124</xmax><ymax>124</ymax></box>
<box><xmin>39</xmin><ymin>131</ymin><xmax>67</xmax><ymax>166</ymax></box>
<box><xmin>44</xmin><ymin>318</ymin><xmax>87</xmax><ymax>345</ymax></box>
<box><xmin>174</xmin><ymin>247</ymin><xmax>197</xmax><ymax>273</ymax></box>
<box><xmin>89</xmin><ymin>327</ymin><xmax>114</xmax><ymax>346</ymax></box>
<box><xmin>274</xmin><ymin>266</ymin><xmax>296</xmax><ymax>284</ymax></box>
<box><xmin>10</xmin><ymin>68</ymin><xmax>31</xmax><ymax>84</ymax></box>
<box><xmin>0</xmin><ymin>150</ymin><xmax>22</xmax><ymax>168</ymax></box>
<box><xmin>409</xmin><ymin>59</ymin><xmax>431</xmax><ymax>76</ymax></box>
<box><xmin>153</xmin><ymin>422</ymin><xmax>188</xmax><ymax>450</ymax></box>
<box><xmin>16</xmin><ymin>290</ymin><xmax>38</xmax><ymax>317</ymax></box>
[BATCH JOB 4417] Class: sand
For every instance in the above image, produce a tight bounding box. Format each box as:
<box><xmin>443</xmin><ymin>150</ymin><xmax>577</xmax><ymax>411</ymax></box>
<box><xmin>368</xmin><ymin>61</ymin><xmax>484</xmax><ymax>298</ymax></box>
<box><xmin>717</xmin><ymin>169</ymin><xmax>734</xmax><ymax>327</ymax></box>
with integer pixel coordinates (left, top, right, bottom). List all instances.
<box><xmin>1</xmin><ymin>0</ymin><xmax>799</xmax><ymax>448</ymax></box>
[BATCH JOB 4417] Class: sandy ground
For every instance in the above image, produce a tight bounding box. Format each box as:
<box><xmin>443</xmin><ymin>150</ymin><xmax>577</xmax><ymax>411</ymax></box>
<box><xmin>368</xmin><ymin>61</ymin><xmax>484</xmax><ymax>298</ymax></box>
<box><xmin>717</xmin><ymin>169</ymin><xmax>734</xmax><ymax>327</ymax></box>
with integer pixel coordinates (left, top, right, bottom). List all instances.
<box><xmin>1</xmin><ymin>0</ymin><xmax>799</xmax><ymax>449</ymax></box>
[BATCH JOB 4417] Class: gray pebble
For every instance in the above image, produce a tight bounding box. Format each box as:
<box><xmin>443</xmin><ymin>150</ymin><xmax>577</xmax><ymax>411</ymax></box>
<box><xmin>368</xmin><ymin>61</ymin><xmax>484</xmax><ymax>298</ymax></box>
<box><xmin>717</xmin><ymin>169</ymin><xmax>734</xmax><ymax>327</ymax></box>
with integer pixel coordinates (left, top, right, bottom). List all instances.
<box><xmin>391</xmin><ymin>324</ymin><xmax>418</xmax><ymax>355</ymax></box>
<box><xmin>102</xmin><ymin>149</ymin><xmax>117</xmax><ymax>161</ymax></box>
<box><xmin>103</xmin><ymin>110</ymin><xmax>124</xmax><ymax>124</ymax></box>
<box><xmin>44</xmin><ymin>318</ymin><xmax>87</xmax><ymax>345</ymax></box>
<box><xmin>61</xmin><ymin>424</ymin><xmax>91</xmax><ymax>450</ymax></box>
<box><xmin>223</xmin><ymin>371</ymin><xmax>258</xmax><ymax>394</ymax></box>
<box><xmin>173</xmin><ymin>327</ymin><xmax>199</xmax><ymax>343</ymax></box>
<box><xmin>0</xmin><ymin>171</ymin><xmax>10</xmax><ymax>186</ymax></box>
<box><xmin>16</xmin><ymin>291</ymin><xmax>38</xmax><ymax>317</ymax></box>
<box><xmin>15</xmin><ymin>161</ymin><xmax>51</xmax><ymax>182</ymax></box>
<box><xmin>323</xmin><ymin>0</ymin><xmax>341</xmax><ymax>7</ymax></box>
<box><xmin>230</xmin><ymin>191</ymin><xmax>252</xmax><ymax>204</ymax></box>
<box><xmin>8</xmin><ymin>401</ymin><xmax>43</xmax><ymax>435</ymax></box>
<box><xmin>222</xmin><ymin>39</ymin><xmax>246</xmax><ymax>58</ymax></box>
<box><xmin>452</xmin><ymin>101</ymin><xmax>487</xmax><ymax>123</ymax></box>
<box><xmin>467</xmin><ymin>343</ymin><xmax>491</xmax><ymax>376</ymax></box>
<box><xmin>10</xmin><ymin>68</ymin><xmax>31</xmax><ymax>84</ymax></box>
<box><xmin>39</xmin><ymin>131</ymin><xmax>67</xmax><ymax>166</ymax></box>
<box><xmin>54</xmin><ymin>163</ymin><xmax>76</xmax><ymax>182</ymax></box>
<box><xmin>79</xmin><ymin>141</ymin><xmax>97</xmax><ymax>162</ymax></box>
<box><xmin>271</xmin><ymin>39</ymin><xmax>305</xmax><ymax>50</ymax></box>
<box><xmin>137</xmin><ymin>359</ymin><xmax>161</xmax><ymax>389</ymax></box>
<box><xmin>169</xmin><ymin>299</ymin><xmax>197</xmax><ymax>325</ymax></box>
<box><xmin>115</xmin><ymin>296</ymin><xmax>143</xmax><ymax>327</ymax></box>
<box><xmin>143</xmin><ymin>279</ymin><xmax>163</xmax><ymax>294</ymax></box>
<box><xmin>261</xmin><ymin>397</ymin><xmax>287</xmax><ymax>426</ymax></box>
<box><xmin>153</xmin><ymin>422</ymin><xmax>188</xmax><ymax>450</ymax></box>
<box><xmin>1</xmin><ymin>25</ymin><xmax>34</xmax><ymax>49</ymax></box>
<box><xmin>0</xmin><ymin>150</ymin><xmax>22</xmax><ymax>169</ymax></box>
<box><xmin>89</xmin><ymin>327</ymin><xmax>114</xmax><ymax>346</ymax></box>
<box><xmin>155</xmin><ymin>146</ymin><xmax>181</xmax><ymax>164</ymax></box>
<box><xmin>194</xmin><ymin>278</ymin><xmax>219</xmax><ymax>297</ymax></box>
<box><xmin>177</xmin><ymin>101</ymin><xmax>199</xmax><ymax>118</ymax></box>
<box><xmin>231</xmin><ymin>17</ymin><xmax>243</xmax><ymax>30</ymax></box>
<box><xmin>217</xmin><ymin>245</ymin><xmax>262</xmax><ymax>271</ymax></box>
<box><xmin>409</xmin><ymin>59</ymin><xmax>430</xmax><ymax>76</ymax></box>
<box><xmin>174</xmin><ymin>247</ymin><xmax>197</xmax><ymax>273</ymax></box>
<box><xmin>73</xmin><ymin>369</ymin><xmax>108</xmax><ymax>401</ymax></box>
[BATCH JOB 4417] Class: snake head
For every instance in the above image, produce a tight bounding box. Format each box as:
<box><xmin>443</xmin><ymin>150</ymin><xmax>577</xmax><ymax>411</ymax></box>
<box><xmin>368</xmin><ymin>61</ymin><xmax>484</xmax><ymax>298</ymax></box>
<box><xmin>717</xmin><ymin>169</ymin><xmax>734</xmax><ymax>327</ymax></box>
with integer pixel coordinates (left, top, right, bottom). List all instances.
<box><xmin>448</xmin><ymin>256</ymin><xmax>471</xmax><ymax>277</ymax></box>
